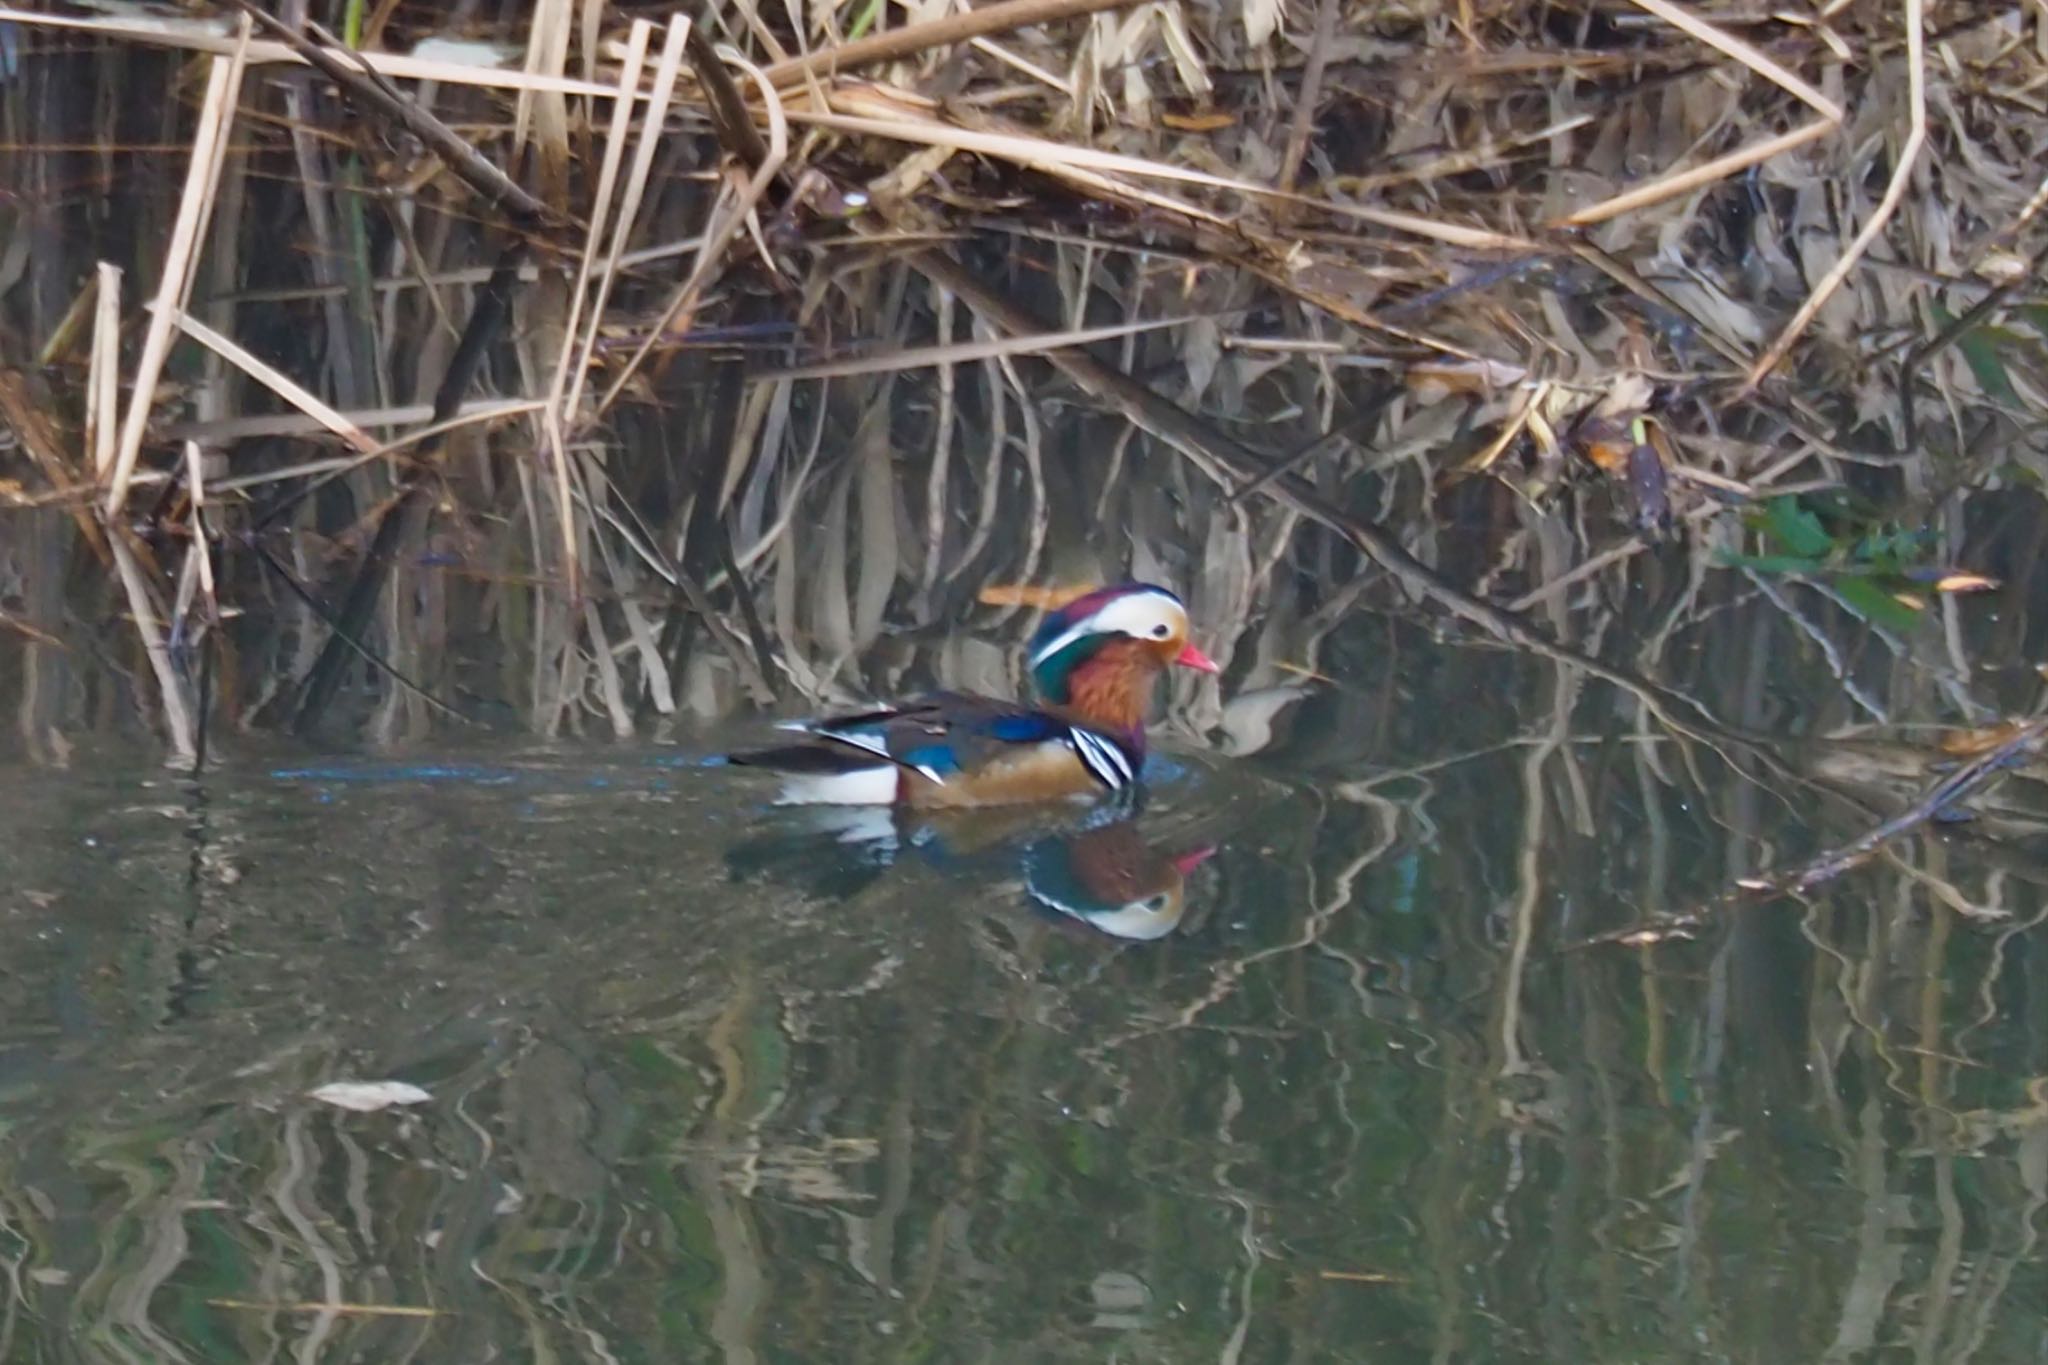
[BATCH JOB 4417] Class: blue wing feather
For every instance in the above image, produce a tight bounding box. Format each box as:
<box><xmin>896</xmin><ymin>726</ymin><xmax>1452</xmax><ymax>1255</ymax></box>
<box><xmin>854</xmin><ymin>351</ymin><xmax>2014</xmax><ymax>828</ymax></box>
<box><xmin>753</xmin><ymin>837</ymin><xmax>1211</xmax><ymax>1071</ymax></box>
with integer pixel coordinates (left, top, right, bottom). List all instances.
<box><xmin>900</xmin><ymin>742</ymin><xmax>964</xmax><ymax>775</ymax></box>
<box><xmin>983</xmin><ymin>712</ymin><xmax>1067</xmax><ymax>743</ymax></box>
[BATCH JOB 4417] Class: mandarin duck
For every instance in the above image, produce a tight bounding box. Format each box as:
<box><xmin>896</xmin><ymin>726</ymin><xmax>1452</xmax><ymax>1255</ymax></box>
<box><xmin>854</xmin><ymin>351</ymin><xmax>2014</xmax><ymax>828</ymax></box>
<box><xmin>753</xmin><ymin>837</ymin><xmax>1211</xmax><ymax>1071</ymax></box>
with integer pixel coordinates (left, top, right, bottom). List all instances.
<box><xmin>1022</xmin><ymin>820</ymin><xmax>1215</xmax><ymax>940</ymax></box>
<box><xmin>730</xmin><ymin>582</ymin><xmax>1219</xmax><ymax>807</ymax></box>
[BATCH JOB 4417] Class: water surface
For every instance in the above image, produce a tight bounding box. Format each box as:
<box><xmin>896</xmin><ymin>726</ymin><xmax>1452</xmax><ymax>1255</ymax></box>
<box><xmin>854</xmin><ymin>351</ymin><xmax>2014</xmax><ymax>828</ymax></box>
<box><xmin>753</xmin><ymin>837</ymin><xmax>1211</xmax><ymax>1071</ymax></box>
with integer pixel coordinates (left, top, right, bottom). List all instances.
<box><xmin>4</xmin><ymin>624</ymin><xmax>2046</xmax><ymax>1363</ymax></box>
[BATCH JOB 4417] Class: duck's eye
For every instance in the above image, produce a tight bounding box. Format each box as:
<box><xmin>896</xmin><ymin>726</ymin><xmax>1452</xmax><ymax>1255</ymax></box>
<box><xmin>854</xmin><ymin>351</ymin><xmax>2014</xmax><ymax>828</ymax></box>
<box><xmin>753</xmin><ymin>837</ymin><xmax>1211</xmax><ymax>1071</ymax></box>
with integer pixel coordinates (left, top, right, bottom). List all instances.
<box><xmin>1151</xmin><ymin>623</ymin><xmax>1170</xmax><ymax>638</ymax></box>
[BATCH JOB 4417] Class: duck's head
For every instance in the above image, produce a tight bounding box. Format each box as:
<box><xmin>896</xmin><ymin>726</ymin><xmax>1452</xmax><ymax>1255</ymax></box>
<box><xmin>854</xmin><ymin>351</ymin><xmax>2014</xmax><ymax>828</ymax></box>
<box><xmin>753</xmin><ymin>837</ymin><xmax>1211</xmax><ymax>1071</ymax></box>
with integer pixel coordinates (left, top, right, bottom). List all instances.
<box><xmin>1026</xmin><ymin>583</ymin><xmax>1219</xmax><ymax>713</ymax></box>
<box><xmin>1023</xmin><ymin>822</ymin><xmax>1215</xmax><ymax>941</ymax></box>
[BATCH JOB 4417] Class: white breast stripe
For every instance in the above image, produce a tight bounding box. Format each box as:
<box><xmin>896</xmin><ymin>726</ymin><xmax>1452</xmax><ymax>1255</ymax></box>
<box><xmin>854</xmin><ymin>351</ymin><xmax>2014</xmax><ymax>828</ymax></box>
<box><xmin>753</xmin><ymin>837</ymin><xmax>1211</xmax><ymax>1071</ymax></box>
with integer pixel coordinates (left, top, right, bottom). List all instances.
<box><xmin>1070</xmin><ymin>728</ymin><xmax>1134</xmax><ymax>790</ymax></box>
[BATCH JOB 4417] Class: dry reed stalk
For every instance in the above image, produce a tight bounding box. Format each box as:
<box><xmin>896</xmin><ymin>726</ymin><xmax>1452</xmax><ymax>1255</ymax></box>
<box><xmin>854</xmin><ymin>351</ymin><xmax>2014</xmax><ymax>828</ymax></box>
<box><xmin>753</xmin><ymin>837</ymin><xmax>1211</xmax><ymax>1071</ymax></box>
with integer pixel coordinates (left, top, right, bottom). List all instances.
<box><xmin>595</xmin><ymin>51</ymin><xmax>790</xmax><ymax>417</ymax></box>
<box><xmin>581</xmin><ymin>599</ymin><xmax>635</xmax><ymax>736</ymax></box>
<box><xmin>0</xmin><ymin>7</ymin><xmax>624</xmax><ymax>98</ymax></box>
<box><xmin>565</xmin><ymin>15</ymin><xmax>684</xmax><ymax>419</ymax></box>
<box><xmin>921</xmin><ymin>279</ymin><xmax>958</xmax><ymax>606</ymax></box>
<box><xmin>536</xmin><ymin>17</ymin><xmax>659</xmax><ymax>602</ymax></box>
<box><xmin>762</xmin><ymin>0</ymin><xmax>1145</xmax><ymax>84</ymax></box>
<box><xmin>754</xmin><ymin>312</ymin><xmax>1214</xmax><ymax>381</ymax></box>
<box><xmin>793</xmin><ymin>106</ymin><xmax>1543</xmax><ymax>250</ymax></box>
<box><xmin>170</xmin><ymin>441</ymin><xmax>218</xmax><ymax>653</ymax></box>
<box><xmin>168</xmin><ymin>398</ymin><xmax>537</xmax><ymax>445</ymax></box>
<box><xmin>1277</xmin><ymin>0</ymin><xmax>1340</xmax><ymax>198</ymax></box>
<box><xmin>160</xmin><ymin>308</ymin><xmax>379</xmax><ymax>454</ymax></box>
<box><xmin>105</xmin><ymin>531</ymin><xmax>196</xmax><ymax>765</ymax></box>
<box><xmin>202</xmin><ymin>398</ymin><xmax>544</xmax><ymax>495</ymax></box>
<box><xmin>1628</xmin><ymin>0</ymin><xmax>1844</xmax><ymax>123</ymax></box>
<box><xmin>104</xmin><ymin>23</ymin><xmax>251</xmax><ymax>517</ymax></box>
<box><xmin>512</xmin><ymin>0</ymin><xmax>575</xmax><ymax>192</ymax></box>
<box><xmin>547</xmin><ymin>19</ymin><xmax>654</xmax><ymax>415</ymax></box>
<box><xmin>87</xmin><ymin>263</ymin><xmax>122</xmax><ymax>477</ymax></box>
<box><xmin>1557</xmin><ymin>116</ymin><xmax>1838</xmax><ymax>228</ymax></box>
<box><xmin>1742</xmin><ymin>0</ymin><xmax>1925</xmax><ymax>394</ymax></box>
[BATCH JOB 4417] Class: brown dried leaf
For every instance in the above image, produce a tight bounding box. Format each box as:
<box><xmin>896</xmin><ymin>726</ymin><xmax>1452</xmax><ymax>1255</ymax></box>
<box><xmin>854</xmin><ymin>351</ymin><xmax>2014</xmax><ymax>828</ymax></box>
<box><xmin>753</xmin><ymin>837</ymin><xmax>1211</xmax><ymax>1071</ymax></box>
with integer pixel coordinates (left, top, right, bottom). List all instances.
<box><xmin>1162</xmin><ymin>111</ymin><xmax>1236</xmax><ymax>132</ymax></box>
<box><xmin>979</xmin><ymin>583</ymin><xmax>1095</xmax><ymax>610</ymax></box>
<box><xmin>1938</xmin><ymin>721</ymin><xmax>2031</xmax><ymax>757</ymax></box>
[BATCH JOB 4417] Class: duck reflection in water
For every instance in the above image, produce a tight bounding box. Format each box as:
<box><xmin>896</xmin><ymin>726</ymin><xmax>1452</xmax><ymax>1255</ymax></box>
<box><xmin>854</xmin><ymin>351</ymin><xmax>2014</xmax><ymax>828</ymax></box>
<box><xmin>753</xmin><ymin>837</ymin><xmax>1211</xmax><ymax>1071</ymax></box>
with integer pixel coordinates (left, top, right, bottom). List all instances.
<box><xmin>1020</xmin><ymin>818</ymin><xmax>1213</xmax><ymax>941</ymax></box>
<box><xmin>725</xmin><ymin>806</ymin><xmax>1217</xmax><ymax>943</ymax></box>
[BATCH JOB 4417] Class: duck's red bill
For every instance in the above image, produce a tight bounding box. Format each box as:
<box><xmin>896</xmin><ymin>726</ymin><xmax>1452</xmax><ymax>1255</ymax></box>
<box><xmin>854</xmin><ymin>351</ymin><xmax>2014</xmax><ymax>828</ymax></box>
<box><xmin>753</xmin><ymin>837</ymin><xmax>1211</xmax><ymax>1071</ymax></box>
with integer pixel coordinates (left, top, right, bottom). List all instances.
<box><xmin>1174</xmin><ymin>642</ymin><xmax>1221</xmax><ymax>673</ymax></box>
<box><xmin>1172</xmin><ymin>845</ymin><xmax>1218</xmax><ymax>875</ymax></box>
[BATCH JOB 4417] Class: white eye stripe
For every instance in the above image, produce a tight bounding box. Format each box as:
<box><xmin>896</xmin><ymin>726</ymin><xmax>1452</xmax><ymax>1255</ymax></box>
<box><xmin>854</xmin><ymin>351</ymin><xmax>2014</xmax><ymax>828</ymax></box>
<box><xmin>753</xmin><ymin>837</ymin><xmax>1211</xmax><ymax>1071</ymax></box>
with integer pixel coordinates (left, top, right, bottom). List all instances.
<box><xmin>1029</xmin><ymin>591</ymin><xmax>1188</xmax><ymax>668</ymax></box>
<box><xmin>1070</xmin><ymin>728</ymin><xmax>1134</xmax><ymax>790</ymax></box>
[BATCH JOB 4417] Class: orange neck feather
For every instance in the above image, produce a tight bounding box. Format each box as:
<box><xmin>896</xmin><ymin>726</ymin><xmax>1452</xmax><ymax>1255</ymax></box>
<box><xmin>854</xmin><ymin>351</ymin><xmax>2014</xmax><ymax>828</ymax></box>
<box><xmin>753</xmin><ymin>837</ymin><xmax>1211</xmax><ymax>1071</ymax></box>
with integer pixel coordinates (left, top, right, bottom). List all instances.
<box><xmin>1057</xmin><ymin>640</ymin><xmax>1161</xmax><ymax>735</ymax></box>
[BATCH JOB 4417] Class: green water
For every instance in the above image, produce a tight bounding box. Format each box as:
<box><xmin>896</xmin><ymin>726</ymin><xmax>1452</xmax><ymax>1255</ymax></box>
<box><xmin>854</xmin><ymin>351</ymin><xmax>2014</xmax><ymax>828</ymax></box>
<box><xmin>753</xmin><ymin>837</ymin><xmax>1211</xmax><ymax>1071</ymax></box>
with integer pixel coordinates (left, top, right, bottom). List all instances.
<box><xmin>3</xmin><ymin>613</ymin><xmax>2045</xmax><ymax>1362</ymax></box>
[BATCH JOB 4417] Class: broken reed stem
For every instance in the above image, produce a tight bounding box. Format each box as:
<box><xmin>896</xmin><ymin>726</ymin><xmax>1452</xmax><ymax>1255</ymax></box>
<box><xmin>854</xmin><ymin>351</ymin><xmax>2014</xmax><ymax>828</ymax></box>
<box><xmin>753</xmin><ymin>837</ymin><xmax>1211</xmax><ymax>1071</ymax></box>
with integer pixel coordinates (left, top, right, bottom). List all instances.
<box><xmin>104</xmin><ymin>24</ymin><xmax>250</xmax><ymax>517</ymax></box>
<box><xmin>88</xmin><ymin>263</ymin><xmax>122</xmax><ymax>477</ymax></box>
<box><xmin>182</xmin><ymin>441</ymin><xmax>215</xmax><ymax>613</ymax></box>
<box><xmin>169</xmin><ymin>441</ymin><xmax>218</xmax><ymax>711</ymax></box>
<box><xmin>289</xmin><ymin>246</ymin><xmax>526</xmax><ymax>733</ymax></box>
<box><xmin>1740</xmin><ymin>0</ymin><xmax>1925</xmax><ymax>395</ymax></box>
<box><xmin>161</xmin><ymin>306</ymin><xmax>379</xmax><ymax>453</ymax></box>
<box><xmin>107</xmin><ymin>531</ymin><xmax>197</xmax><ymax>765</ymax></box>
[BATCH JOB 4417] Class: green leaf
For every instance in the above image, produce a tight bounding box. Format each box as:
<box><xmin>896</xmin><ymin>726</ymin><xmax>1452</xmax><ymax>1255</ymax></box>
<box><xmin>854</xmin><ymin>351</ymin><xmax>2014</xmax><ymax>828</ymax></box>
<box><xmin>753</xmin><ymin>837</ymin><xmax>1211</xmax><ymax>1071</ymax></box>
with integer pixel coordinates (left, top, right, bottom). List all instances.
<box><xmin>2017</xmin><ymin>305</ymin><xmax>2048</xmax><ymax>347</ymax></box>
<box><xmin>1834</xmin><ymin>575</ymin><xmax>1925</xmax><ymax>634</ymax></box>
<box><xmin>1759</xmin><ymin>496</ymin><xmax>1834</xmax><ymax>558</ymax></box>
<box><xmin>1933</xmin><ymin>302</ymin><xmax>2017</xmax><ymax>403</ymax></box>
<box><xmin>1851</xmin><ymin>524</ymin><xmax>1934</xmax><ymax>574</ymax></box>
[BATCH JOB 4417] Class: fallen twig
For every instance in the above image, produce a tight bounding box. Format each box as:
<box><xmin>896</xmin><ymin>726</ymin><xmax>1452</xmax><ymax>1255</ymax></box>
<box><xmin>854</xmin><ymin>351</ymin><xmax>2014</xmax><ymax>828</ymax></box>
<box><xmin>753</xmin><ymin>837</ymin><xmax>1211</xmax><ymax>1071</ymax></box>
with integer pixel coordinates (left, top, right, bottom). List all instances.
<box><xmin>1592</xmin><ymin>713</ymin><xmax>2048</xmax><ymax>947</ymax></box>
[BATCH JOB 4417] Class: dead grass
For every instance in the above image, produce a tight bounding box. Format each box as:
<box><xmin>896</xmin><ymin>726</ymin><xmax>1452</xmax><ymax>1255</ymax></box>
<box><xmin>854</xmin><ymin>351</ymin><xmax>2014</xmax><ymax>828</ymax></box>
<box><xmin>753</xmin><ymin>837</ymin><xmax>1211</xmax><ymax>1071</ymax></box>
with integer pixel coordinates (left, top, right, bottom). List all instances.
<box><xmin>0</xmin><ymin>0</ymin><xmax>2042</xmax><ymax>760</ymax></box>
